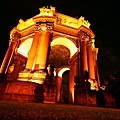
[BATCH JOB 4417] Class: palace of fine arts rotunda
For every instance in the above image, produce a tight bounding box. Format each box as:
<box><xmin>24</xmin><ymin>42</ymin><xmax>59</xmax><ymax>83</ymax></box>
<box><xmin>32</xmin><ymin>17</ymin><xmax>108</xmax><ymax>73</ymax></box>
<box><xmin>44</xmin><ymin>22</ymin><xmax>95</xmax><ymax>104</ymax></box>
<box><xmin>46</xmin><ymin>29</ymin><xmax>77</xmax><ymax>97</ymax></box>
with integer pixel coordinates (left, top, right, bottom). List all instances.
<box><xmin>0</xmin><ymin>6</ymin><xmax>116</xmax><ymax>107</ymax></box>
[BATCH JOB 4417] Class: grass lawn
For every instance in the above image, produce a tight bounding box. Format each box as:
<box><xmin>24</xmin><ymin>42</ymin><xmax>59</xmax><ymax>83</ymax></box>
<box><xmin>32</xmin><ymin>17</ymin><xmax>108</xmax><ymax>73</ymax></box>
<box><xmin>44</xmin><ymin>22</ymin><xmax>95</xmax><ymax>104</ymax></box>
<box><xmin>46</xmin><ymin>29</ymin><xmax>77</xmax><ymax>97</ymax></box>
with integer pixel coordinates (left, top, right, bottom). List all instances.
<box><xmin>0</xmin><ymin>100</ymin><xmax>120</xmax><ymax>120</ymax></box>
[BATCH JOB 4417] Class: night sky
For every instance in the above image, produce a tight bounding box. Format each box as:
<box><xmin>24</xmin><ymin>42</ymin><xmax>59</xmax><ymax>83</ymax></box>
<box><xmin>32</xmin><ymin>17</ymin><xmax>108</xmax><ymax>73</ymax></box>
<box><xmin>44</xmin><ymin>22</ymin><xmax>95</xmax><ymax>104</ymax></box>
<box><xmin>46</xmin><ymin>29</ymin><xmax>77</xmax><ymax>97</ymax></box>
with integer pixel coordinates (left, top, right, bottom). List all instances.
<box><xmin>0</xmin><ymin>0</ymin><xmax>120</xmax><ymax>78</ymax></box>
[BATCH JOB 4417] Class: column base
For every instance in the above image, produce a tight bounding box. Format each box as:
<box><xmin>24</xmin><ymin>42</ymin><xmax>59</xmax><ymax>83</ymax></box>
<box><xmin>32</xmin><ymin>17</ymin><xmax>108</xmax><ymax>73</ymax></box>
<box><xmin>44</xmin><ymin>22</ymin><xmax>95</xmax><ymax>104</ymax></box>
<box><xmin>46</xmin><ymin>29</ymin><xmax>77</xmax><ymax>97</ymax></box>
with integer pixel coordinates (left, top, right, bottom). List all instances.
<box><xmin>17</xmin><ymin>70</ymin><xmax>31</xmax><ymax>81</ymax></box>
<box><xmin>43</xmin><ymin>85</ymin><xmax>56</xmax><ymax>104</ymax></box>
<box><xmin>17</xmin><ymin>69</ymin><xmax>47</xmax><ymax>84</ymax></box>
<box><xmin>32</xmin><ymin>70</ymin><xmax>47</xmax><ymax>84</ymax></box>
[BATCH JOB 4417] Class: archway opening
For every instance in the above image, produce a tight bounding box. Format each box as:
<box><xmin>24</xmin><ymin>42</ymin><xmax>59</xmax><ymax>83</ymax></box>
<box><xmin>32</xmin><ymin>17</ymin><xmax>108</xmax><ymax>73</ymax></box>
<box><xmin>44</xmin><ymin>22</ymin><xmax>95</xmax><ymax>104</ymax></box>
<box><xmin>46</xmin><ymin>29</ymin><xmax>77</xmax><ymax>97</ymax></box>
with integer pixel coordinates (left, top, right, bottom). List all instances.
<box><xmin>48</xmin><ymin>45</ymin><xmax>70</xmax><ymax>68</ymax></box>
<box><xmin>17</xmin><ymin>38</ymin><xmax>33</xmax><ymax>57</ymax></box>
<box><xmin>61</xmin><ymin>70</ymin><xmax>70</xmax><ymax>103</ymax></box>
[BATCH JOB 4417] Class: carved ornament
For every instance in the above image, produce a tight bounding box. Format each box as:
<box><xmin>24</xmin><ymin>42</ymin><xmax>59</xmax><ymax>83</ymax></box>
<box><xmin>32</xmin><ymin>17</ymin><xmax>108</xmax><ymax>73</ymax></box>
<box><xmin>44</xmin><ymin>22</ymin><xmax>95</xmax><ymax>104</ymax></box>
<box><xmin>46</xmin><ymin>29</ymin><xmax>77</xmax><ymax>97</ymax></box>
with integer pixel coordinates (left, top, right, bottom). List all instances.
<box><xmin>39</xmin><ymin>6</ymin><xmax>55</xmax><ymax>16</ymax></box>
<box><xmin>79</xmin><ymin>31</ymin><xmax>90</xmax><ymax>41</ymax></box>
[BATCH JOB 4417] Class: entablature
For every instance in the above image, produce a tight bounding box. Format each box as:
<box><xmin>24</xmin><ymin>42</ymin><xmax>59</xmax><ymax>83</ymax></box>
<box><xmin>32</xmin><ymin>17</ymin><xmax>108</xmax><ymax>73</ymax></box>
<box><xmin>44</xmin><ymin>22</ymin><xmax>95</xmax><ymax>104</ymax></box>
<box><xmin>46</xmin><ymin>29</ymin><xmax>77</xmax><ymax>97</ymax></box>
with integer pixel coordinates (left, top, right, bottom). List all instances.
<box><xmin>10</xmin><ymin>6</ymin><xmax>95</xmax><ymax>42</ymax></box>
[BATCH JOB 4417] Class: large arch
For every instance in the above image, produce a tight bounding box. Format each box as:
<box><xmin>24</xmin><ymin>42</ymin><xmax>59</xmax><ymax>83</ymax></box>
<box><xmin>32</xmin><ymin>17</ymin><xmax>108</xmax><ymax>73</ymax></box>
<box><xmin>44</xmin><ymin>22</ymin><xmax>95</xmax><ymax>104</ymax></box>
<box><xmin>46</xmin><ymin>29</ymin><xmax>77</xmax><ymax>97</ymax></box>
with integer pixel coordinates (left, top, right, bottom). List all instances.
<box><xmin>17</xmin><ymin>37</ymin><xmax>76</xmax><ymax>103</ymax></box>
<box><xmin>17</xmin><ymin>37</ymin><xmax>78</xmax><ymax>58</ymax></box>
<box><xmin>58</xmin><ymin>66</ymin><xmax>70</xmax><ymax>77</ymax></box>
<box><xmin>51</xmin><ymin>37</ymin><xmax>77</xmax><ymax>58</ymax></box>
<box><xmin>17</xmin><ymin>38</ymin><xmax>33</xmax><ymax>57</ymax></box>
<box><xmin>55</xmin><ymin>66</ymin><xmax>70</xmax><ymax>103</ymax></box>
<box><xmin>51</xmin><ymin>37</ymin><xmax>77</xmax><ymax>103</ymax></box>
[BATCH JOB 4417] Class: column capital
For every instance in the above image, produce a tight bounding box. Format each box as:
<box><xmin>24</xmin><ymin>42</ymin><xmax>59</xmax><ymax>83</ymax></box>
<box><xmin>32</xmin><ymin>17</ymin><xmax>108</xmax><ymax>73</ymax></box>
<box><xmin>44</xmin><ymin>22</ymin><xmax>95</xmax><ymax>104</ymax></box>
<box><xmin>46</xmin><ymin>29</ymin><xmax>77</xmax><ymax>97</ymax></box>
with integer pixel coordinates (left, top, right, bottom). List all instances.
<box><xmin>11</xmin><ymin>32</ymin><xmax>21</xmax><ymax>42</ymax></box>
<box><xmin>34</xmin><ymin>24</ymin><xmax>41</xmax><ymax>32</ymax></box>
<box><xmin>79</xmin><ymin>30</ymin><xmax>90</xmax><ymax>41</ymax></box>
<box><xmin>35</xmin><ymin>22</ymin><xmax>54</xmax><ymax>32</ymax></box>
<box><xmin>86</xmin><ymin>40</ymin><xmax>93</xmax><ymax>46</ymax></box>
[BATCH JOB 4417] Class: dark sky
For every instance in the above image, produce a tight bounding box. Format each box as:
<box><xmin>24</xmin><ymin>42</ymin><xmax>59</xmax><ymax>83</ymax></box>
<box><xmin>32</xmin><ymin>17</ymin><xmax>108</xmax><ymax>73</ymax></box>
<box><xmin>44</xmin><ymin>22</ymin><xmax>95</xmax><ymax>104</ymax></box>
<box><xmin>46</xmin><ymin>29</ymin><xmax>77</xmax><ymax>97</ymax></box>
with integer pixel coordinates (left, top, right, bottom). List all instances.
<box><xmin>0</xmin><ymin>0</ymin><xmax>120</xmax><ymax>78</ymax></box>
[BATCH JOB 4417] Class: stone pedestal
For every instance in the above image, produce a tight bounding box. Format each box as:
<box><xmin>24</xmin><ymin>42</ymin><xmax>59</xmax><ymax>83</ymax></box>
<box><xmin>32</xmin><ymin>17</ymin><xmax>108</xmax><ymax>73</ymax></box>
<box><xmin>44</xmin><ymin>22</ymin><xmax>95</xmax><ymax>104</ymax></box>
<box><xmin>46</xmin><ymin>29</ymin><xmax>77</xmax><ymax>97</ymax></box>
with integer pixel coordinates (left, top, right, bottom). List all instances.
<box><xmin>0</xmin><ymin>81</ymin><xmax>7</xmax><ymax>99</ymax></box>
<box><xmin>43</xmin><ymin>85</ymin><xmax>56</xmax><ymax>103</ymax></box>
<box><xmin>2</xmin><ymin>81</ymin><xmax>43</xmax><ymax>102</ymax></box>
<box><xmin>74</xmin><ymin>82</ymin><xmax>97</xmax><ymax>106</ymax></box>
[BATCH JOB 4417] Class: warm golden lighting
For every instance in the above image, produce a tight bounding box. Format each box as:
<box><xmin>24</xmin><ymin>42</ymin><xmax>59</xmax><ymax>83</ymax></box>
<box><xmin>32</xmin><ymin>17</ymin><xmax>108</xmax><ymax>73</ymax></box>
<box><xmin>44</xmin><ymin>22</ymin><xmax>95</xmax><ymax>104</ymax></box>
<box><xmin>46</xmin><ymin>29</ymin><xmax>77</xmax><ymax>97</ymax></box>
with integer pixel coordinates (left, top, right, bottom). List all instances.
<box><xmin>17</xmin><ymin>38</ymin><xmax>33</xmax><ymax>57</ymax></box>
<box><xmin>16</xmin><ymin>6</ymin><xmax>90</xmax><ymax>31</ymax></box>
<box><xmin>51</xmin><ymin>37</ymin><xmax>77</xmax><ymax>57</ymax></box>
<box><xmin>18</xmin><ymin>71</ymin><xmax>46</xmax><ymax>84</ymax></box>
<box><xmin>57</xmin><ymin>13</ymin><xmax>90</xmax><ymax>28</ymax></box>
<box><xmin>17</xmin><ymin>18</ymin><xmax>34</xmax><ymax>30</ymax></box>
<box><xmin>0</xmin><ymin>6</ymin><xmax>100</xmax><ymax>106</ymax></box>
<box><xmin>39</xmin><ymin>6</ymin><xmax>55</xmax><ymax>16</ymax></box>
<box><xmin>88</xmin><ymin>79</ymin><xmax>98</xmax><ymax>90</ymax></box>
<box><xmin>92</xmin><ymin>39</ymin><xmax>95</xmax><ymax>49</ymax></box>
<box><xmin>72</xmin><ymin>88</ymin><xmax>74</xmax><ymax>102</ymax></box>
<box><xmin>78</xmin><ymin>16</ymin><xmax>90</xmax><ymax>28</ymax></box>
<box><xmin>58</xmin><ymin>67</ymin><xmax>70</xmax><ymax>77</ymax></box>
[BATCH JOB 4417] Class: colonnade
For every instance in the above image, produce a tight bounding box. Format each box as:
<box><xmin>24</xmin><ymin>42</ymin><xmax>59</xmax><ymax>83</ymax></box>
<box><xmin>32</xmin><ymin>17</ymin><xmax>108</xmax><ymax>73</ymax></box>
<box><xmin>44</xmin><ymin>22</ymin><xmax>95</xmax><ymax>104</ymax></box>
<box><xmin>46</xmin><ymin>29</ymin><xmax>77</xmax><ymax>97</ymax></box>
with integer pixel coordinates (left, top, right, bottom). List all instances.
<box><xmin>79</xmin><ymin>31</ymin><xmax>99</xmax><ymax>90</ymax></box>
<box><xmin>0</xmin><ymin>32</ymin><xmax>20</xmax><ymax>74</ymax></box>
<box><xmin>0</xmin><ymin>23</ymin><xmax>99</xmax><ymax>103</ymax></box>
<box><xmin>18</xmin><ymin>22</ymin><xmax>53</xmax><ymax>84</ymax></box>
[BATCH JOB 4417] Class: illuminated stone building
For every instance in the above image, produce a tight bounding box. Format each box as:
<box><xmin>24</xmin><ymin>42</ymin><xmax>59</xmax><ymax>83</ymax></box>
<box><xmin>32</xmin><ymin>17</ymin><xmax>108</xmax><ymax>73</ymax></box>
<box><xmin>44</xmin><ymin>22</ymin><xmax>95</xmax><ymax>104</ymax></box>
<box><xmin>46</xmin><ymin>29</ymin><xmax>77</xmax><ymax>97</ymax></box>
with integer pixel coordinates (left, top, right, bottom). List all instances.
<box><xmin>0</xmin><ymin>6</ymin><xmax>101</xmax><ymax>106</ymax></box>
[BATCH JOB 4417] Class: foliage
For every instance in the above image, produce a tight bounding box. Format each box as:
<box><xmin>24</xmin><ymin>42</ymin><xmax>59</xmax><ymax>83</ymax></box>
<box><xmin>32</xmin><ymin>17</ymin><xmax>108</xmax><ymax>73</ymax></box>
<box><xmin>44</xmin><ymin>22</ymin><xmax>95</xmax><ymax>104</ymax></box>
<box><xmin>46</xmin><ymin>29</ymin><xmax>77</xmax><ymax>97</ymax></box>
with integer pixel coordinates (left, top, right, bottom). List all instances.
<box><xmin>0</xmin><ymin>101</ymin><xmax>120</xmax><ymax>120</ymax></box>
<box><xmin>102</xmin><ymin>70</ymin><xmax>120</xmax><ymax>107</ymax></box>
<box><xmin>98</xmin><ymin>46</ymin><xmax>120</xmax><ymax>79</ymax></box>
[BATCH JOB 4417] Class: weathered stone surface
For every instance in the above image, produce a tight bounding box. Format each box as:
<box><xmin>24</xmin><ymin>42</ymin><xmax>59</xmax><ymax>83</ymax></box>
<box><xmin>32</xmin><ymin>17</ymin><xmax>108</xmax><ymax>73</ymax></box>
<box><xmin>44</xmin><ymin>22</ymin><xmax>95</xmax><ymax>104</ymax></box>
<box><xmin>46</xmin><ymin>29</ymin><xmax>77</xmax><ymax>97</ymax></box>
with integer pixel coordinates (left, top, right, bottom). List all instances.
<box><xmin>2</xmin><ymin>81</ymin><xmax>40</xmax><ymax>102</ymax></box>
<box><xmin>44</xmin><ymin>85</ymin><xmax>56</xmax><ymax>103</ymax></box>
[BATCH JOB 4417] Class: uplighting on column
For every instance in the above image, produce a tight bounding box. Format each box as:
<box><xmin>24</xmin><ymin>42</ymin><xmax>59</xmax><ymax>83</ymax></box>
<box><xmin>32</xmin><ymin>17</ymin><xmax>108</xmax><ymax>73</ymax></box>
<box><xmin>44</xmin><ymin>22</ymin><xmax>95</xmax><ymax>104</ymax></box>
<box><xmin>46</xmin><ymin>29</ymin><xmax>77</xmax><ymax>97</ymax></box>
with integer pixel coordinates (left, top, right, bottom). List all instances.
<box><xmin>87</xmin><ymin>40</ymin><xmax>98</xmax><ymax>90</ymax></box>
<box><xmin>34</xmin><ymin>22</ymin><xmax>53</xmax><ymax>71</ymax></box>
<box><xmin>0</xmin><ymin>32</ymin><xmax>20</xmax><ymax>74</ymax></box>
<box><xmin>32</xmin><ymin>22</ymin><xmax>53</xmax><ymax>84</ymax></box>
<box><xmin>17</xmin><ymin>25</ymin><xmax>41</xmax><ymax>82</ymax></box>
<box><xmin>25</xmin><ymin>24</ymin><xmax>41</xmax><ymax>71</ymax></box>
<box><xmin>79</xmin><ymin>31</ymin><xmax>89</xmax><ymax>79</ymax></box>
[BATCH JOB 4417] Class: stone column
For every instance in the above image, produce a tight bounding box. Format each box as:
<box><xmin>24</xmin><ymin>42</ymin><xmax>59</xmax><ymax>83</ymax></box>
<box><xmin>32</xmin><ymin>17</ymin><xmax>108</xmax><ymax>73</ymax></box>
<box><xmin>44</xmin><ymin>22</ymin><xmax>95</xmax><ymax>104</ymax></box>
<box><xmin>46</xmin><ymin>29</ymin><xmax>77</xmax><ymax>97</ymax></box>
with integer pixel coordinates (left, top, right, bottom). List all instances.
<box><xmin>79</xmin><ymin>31</ymin><xmax>88</xmax><ymax>79</ymax></box>
<box><xmin>34</xmin><ymin>23</ymin><xmax>53</xmax><ymax>71</ymax></box>
<box><xmin>0</xmin><ymin>32</ymin><xmax>20</xmax><ymax>74</ymax></box>
<box><xmin>87</xmin><ymin>41</ymin><xmax>95</xmax><ymax>80</ymax></box>
<box><xmin>77</xmin><ymin>39</ymin><xmax>81</xmax><ymax>80</ymax></box>
<box><xmin>17</xmin><ymin>25</ymin><xmax>41</xmax><ymax>82</ymax></box>
<box><xmin>93</xmin><ymin>48</ymin><xmax>100</xmax><ymax>89</ymax></box>
<box><xmin>56</xmin><ymin>75</ymin><xmax>62</xmax><ymax>102</ymax></box>
<box><xmin>32</xmin><ymin>22</ymin><xmax>53</xmax><ymax>84</ymax></box>
<box><xmin>87</xmin><ymin>41</ymin><xmax>98</xmax><ymax>90</ymax></box>
<box><xmin>25</xmin><ymin>26</ymin><xmax>41</xmax><ymax>70</ymax></box>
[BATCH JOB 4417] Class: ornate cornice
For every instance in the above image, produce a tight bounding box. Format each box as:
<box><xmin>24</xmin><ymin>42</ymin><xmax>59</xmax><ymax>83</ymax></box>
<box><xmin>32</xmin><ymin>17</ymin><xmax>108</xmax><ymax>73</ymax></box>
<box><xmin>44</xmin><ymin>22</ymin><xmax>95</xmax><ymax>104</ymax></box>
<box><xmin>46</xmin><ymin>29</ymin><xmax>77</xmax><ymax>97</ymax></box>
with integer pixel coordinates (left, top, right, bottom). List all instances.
<box><xmin>33</xmin><ymin>16</ymin><xmax>56</xmax><ymax>23</ymax></box>
<box><xmin>20</xmin><ymin>25</ymin><xmax>35</xmax><ymax>37</ymax></box>
<box><xmin>10</xmin><ymin>6</ymin><xmax>95</xmax><ymax>42</ymax></box>
<box><xmin>10</xmin><ymin>28</ymin><xmax>20</xmax><ymax>39</ymax></box>
<box><xmin>54</xmin><ymin>24</ymin><xmax>78</xmax><ymax>36</ymax></box>
<box><xmin>79</xmin><ymin>26</ymin><xmax>95</xmax><ymax>38</ymax></box>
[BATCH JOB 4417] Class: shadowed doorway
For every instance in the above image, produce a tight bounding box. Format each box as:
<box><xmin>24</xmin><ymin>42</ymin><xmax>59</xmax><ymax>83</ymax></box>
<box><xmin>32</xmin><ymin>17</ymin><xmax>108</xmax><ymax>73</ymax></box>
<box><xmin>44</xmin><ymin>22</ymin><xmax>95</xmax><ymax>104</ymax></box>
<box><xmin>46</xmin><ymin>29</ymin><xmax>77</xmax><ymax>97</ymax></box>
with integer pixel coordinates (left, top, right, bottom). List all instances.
<box><xmin>61</xmin><ymin>70</ymin><xmax>70</xmax><ymax>103</ymax></box>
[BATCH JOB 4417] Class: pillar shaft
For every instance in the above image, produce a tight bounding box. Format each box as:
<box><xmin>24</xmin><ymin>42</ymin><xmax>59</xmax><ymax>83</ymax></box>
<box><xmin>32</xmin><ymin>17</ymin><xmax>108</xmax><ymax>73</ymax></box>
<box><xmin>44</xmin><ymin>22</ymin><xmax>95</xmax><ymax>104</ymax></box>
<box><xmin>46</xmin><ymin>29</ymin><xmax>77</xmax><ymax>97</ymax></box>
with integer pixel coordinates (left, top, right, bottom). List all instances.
<box><xmin>87</xmin><ymin>43</ymin><xmax>95</xmax><ymax>79</ymax></box>
<box><xmin>77</xmin><ymin>39</ymin><xmax>81</xmax><ymax>79</ymax></box>
<box><xmin>0</xmin><ymin>41</ymin><xmax>18</xmax><ymax>74</ymax></box>
<box><xmin>56</xmin><ymin>76</ymin><xmax>62</xmax><ymax>102</ymax></box>
<box><xmin>94</xmin><ymin>60</ymin><xmax>100</xmax><ymax>86</ymax></box>
<box><xmin>93</xmin><ymin>48</ymin><xmax>100</xmax><ymax>87</ymax></box>
<box><xmin>25</xmin><ymin>31</ymin><xmax>41</xmax><ymax>70</ymax></box>
<box><xmin>34</xmin><ymin>30</ymin><xmax>51</xmax><ymax>70</ymax></box>
<box><xmin>81</xmin><ymin>40</ymin><xmax>88</xmax><ymax>78</ymax></box>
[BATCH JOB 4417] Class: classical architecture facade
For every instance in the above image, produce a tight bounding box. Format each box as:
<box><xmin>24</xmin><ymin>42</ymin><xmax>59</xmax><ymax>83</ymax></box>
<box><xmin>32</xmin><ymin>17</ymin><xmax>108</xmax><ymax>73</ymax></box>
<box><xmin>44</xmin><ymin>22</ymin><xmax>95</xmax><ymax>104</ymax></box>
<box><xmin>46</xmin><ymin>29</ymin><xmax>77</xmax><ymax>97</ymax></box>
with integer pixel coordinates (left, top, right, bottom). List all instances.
<box><xmin>0</xmin><ymin>6</ymin><xmax>102</xmax><ymax>106</ymax></box>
